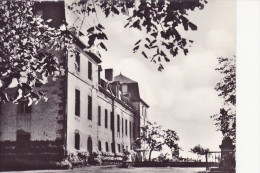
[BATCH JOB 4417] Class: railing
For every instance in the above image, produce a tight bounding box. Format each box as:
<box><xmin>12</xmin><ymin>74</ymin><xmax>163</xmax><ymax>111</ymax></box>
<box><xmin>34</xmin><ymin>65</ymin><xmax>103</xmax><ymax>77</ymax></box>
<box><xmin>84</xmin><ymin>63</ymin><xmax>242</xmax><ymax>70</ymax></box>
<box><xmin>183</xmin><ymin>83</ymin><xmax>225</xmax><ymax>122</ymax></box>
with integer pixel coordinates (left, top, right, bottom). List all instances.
<box><xmin>205</xmin><ymin>151</ymin><xmax>221</xmax><ymax>171</ymax></box>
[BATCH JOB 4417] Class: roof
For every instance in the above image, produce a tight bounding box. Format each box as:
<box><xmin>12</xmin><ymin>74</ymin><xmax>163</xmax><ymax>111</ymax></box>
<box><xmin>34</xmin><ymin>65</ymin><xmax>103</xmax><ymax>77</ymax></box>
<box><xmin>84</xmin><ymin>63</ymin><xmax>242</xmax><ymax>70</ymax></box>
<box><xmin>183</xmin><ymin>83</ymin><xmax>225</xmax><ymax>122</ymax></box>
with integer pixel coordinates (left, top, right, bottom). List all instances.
<box><xmin>114</xmin><ymin>73</ymin><xmax>149</xmax><ymax>108</ymax></box>
<box><xmin>73</xmin><ymin>34</ymin><xmax>102</xmax><ymax>64</ymax></box>
<box><xmin>114</xmin><ymin>74</ymin><xmax>136</xmax><ymax>84</ymax></box>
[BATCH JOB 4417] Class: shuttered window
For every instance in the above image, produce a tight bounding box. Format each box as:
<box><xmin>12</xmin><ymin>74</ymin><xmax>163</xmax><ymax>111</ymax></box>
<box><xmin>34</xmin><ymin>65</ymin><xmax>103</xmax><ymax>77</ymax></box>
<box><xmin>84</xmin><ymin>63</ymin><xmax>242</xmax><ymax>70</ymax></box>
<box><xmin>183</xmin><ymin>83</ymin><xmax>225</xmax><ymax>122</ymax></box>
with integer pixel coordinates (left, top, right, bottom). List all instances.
<box><xmin>75</xmin><ymin>89</ymin><xmax>80</xmax><ymax>116</ymax></box>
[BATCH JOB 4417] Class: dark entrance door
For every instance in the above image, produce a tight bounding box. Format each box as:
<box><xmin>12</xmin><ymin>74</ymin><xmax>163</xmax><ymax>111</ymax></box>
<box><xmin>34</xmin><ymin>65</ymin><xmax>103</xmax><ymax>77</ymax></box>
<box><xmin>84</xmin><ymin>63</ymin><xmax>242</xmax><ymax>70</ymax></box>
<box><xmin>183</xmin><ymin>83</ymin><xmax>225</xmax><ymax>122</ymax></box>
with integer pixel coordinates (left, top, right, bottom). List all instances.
<box><xmin>87</xmin><ymin>137</ymin><xmax>93</xmax><ymax>164</ymax></box>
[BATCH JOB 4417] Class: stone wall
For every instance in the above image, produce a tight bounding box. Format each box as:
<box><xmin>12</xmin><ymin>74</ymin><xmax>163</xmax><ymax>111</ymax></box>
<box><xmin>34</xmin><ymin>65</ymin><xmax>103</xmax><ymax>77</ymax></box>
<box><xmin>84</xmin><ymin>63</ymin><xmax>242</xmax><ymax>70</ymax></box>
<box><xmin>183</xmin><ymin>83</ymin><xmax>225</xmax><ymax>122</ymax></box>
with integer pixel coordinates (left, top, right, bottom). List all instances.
<box><xmin>0</xmin><ymin>50</ymin><xmax>67</xmax><ymax>168</ymax></box>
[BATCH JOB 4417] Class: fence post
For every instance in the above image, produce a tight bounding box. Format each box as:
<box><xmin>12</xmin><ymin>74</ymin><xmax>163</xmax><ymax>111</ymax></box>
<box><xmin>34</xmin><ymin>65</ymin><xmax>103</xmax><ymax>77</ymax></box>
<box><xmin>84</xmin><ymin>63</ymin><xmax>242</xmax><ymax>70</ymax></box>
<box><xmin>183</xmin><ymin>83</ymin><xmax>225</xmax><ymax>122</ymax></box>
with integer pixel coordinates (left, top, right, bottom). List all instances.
<box><xmin>205</xmin><ymin>151</ymin><xmax>208</xmax><ymax>171</ymax></box>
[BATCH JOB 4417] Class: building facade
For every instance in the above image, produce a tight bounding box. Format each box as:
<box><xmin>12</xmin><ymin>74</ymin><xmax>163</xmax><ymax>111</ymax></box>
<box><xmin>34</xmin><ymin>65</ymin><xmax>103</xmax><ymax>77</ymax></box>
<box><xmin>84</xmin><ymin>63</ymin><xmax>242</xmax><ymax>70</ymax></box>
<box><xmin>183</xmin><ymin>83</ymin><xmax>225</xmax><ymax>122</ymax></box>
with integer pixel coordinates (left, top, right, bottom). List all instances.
<box><xmin>0</xmin><ymin>1</ymin><xmax>149</xmax><ymax>167</ymax></box>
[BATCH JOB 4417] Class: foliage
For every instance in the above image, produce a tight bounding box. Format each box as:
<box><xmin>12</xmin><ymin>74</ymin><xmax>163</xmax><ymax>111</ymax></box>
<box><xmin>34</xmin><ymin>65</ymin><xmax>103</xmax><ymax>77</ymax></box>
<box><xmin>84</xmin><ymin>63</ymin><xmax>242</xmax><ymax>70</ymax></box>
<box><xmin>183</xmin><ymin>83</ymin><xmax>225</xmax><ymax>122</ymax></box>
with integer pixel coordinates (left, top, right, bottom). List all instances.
<box><xmin>212</xmin><ymin>56</ymin><xmax>236</xmax><ymax>143</ymax></box>
<box><xmin>0</xmin><ymin>0</ymin><xmax>66</xmax><ymax>104</ymax></box>
<box><xmin>66</xmin><ymin>151</ymin><xmax>89</xmax><ymax>167</ymax></box>
<box><xmin>164</xmin><ymin>129</ymin><xmax>180</xmax><ymax>160</ymax></box>
<box><xmin>68</xmin><ymin>0</ymin><xmax>207</xmax><ymax>71</ymax></box>
<box><xmin>156</xmin><ymin>153</ymin><xmax>171</xmax><ymax>162</ymax></box>
<box><xmin>92</xmin><ymin>151</ymin><xmax>102</xmax><ymax>165</ymax></box>
<box><xmin>136</xmin><ymin>121</ymin><xmax>180</xmax><ymax>162</ymax></box>
<box><xmin>190</xmin><ymin>144</ymin><xmax>209</xmax><ymax>156</ymax></box>
<box><xmin>0</xmin><ymin>0</ymin><xmax>207</xmax><ymax>105</ymax></box>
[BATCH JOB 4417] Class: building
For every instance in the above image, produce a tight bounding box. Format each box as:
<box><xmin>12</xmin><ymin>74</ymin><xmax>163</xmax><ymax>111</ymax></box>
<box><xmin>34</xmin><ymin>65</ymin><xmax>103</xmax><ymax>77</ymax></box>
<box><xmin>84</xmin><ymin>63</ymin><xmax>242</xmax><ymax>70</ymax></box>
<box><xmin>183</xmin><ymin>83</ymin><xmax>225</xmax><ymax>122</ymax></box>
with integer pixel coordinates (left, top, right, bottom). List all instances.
<box><xmin>0</xmin><ymin>1</ymin><xmax>149</xmax><ymax>168</ymax></box>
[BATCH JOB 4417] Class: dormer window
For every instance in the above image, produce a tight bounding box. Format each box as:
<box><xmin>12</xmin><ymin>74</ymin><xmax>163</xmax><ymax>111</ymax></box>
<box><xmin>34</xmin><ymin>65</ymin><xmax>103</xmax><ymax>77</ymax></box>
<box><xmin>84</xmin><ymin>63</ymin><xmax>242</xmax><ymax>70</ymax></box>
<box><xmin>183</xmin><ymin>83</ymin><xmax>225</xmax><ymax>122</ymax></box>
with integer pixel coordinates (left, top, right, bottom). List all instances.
<box><xmin>122</xmin><ymin>85</ymin><xmax>128</xmax><ymax>93</ymax></box>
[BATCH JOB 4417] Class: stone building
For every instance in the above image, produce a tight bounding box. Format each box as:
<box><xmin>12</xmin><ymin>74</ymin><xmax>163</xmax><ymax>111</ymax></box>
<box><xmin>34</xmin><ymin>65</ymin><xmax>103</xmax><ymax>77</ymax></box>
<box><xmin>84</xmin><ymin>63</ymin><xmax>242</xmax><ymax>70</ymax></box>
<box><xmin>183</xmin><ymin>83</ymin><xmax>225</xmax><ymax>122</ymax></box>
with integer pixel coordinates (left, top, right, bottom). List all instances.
<box><xmin>0</xmin><ymin>1</ymin><xmax>149</xmax><ymax>168</ymax></box>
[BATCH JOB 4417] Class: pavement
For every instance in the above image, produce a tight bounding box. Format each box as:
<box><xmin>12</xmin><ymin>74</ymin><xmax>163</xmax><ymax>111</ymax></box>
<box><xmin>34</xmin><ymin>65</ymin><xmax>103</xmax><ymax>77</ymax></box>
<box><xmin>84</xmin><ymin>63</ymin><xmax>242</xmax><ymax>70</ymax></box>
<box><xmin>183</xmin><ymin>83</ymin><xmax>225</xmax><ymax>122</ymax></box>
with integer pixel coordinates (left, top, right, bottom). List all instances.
<box><xmin>1</xmin><ymin>166</ymin><xmax>206</xmax><ymax>173</ymax></box>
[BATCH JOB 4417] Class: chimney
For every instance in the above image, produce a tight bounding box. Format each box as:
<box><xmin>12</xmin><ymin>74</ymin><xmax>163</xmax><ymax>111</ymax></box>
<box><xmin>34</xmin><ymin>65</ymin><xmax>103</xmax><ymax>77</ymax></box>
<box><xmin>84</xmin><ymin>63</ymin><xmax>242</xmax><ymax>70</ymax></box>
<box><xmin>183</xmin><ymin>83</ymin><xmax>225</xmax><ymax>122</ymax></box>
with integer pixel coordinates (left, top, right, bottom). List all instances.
<box><xmin>105</xmin><ymin>69</ymin><xmax>113</xmax><ymax>81</ymax></box>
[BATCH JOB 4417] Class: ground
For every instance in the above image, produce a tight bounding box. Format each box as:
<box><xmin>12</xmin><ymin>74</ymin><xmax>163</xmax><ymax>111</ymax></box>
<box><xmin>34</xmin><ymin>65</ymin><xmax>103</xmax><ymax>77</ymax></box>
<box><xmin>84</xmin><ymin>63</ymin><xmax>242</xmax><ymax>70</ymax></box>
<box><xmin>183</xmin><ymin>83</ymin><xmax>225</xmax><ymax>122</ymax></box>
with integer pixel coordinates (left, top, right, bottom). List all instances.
<box><xmin>2</xmin><ymin>166</ymin><xmax>206</xmax><ymax>173</ymax></box>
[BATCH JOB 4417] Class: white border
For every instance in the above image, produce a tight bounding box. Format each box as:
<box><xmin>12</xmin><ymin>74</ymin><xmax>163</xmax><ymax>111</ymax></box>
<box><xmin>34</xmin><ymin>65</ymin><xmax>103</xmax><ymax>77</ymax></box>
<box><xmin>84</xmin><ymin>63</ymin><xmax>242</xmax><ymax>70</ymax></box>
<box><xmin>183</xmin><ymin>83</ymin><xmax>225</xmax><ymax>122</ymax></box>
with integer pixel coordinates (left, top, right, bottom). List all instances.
<box><xmin>237</xmin><ymin>1</ymin><xmax>260</xmax><ymax>172</ymax></box>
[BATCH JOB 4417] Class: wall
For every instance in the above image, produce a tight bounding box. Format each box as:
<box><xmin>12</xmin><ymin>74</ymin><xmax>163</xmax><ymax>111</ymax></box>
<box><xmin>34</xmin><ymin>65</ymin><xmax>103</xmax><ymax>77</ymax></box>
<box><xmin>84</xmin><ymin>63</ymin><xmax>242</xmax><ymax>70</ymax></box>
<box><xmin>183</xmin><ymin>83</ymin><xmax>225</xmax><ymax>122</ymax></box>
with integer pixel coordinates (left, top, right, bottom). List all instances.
<box><xmin>97</xmin><ymin>90</ymin><xmax>134</xmax><ymax>154</ymax></box>
<box><xmin>113</xmin><ymin>98</ymin><xmax>134</xmax><ymax>152</ymax></box>
<box><xmin>66</xmin><ymin>44</ymin><xmax>100</xmax><ymax>154</ymax></box>
<box><xmin>0</xmin><ymin>49</ymin><xmax>66</xmax><ymax>163</ymax></box>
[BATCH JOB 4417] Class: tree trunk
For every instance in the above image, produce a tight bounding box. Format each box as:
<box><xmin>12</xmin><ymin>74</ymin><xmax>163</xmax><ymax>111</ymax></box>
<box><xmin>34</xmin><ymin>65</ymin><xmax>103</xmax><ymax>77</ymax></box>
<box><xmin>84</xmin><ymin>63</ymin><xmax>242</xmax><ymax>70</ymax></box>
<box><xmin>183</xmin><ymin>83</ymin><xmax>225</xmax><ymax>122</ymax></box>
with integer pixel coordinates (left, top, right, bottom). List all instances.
<box><xmin>149</xmin><ymin>149</ymin><xmax>153</xmax><ymax>162</ymax></box>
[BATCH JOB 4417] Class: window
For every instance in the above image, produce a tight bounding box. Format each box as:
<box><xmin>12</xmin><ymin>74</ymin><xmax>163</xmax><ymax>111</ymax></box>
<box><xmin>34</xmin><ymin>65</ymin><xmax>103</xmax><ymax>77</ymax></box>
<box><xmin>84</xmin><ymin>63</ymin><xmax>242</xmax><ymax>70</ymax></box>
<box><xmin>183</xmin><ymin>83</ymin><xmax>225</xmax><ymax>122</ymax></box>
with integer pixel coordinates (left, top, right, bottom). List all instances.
<box><xmin>75</xmin><ymin>133</ymin><xmax>80</xmax><ymax>150</ymax></box>
<box><xmin>110</xmin><ymin>112</ymin><xmax>114</xmax><ymax>131</ymax></box>
<box><xmin>122</xmin><ymin>85</ymin><xmax>128</xmax><ymax>93</ymax></box>
<box><xmin>117</xmin><ymin>115</ymin><xmax>120</xmax><ymax>133</ymax></box>
<box><xmin>98</xmin><ymin>140</ymin><xmax>102</xmax><ymax>151</ymax></box>
<box><xmin>122</xmin><ymin>118</ymin><xmax>124</xmax><ymax>135</ymax></box>
<box><xmin>75</xmin><ymin>89</ymin><xmax>80</xmax><ymax>116</ymax></box>
<box><xmin>88</xmin><ymin>61</ymin><xmax>92</xmax><ymax>80</ymax></box>
<box><xmin>125</xmin><ymin>119</ymin><xmax>128</xmax><ymax>136</ymax></box>
<box><xmin>132</xmin><ymin>122</ymin><xmax>135</xmax><ymax>138</ymax></box>
<box><xmin>118</xmin><ymin>144</ymin><xmax>121</xmax><ymax>153</ymax></box>
<box><xmin>130</xmin><ymin>121</ymin><xmax>132</xmax><ymax>137</ymax></box>
<box><xmin>98</xmin><ymin>106</ymin><xmax>101</xmax><ymax>126</ymax></box>
<box><xmin>17</xmin><ymin>101</ymin><xmax>32</xmax><ymax>114</ymax></box>
<box><xmin>111</xmin><ymin>143</ymin><xmax>115</xmax><ymax>153</ymax></box>
<box><xmin>75</xmin><ymin>51</ymin><xmax>80</xmax><ymax>72</ymax></box>
<box><xmin>88</xmin><ymin>96</ymin><xmax>92</xmax><ymax>120</ymax></box>
<box><xmin>105</xmin><ymin>109</ymin><xmax>108</xmax><ymax>128</ymax></box>
<box><xmin>87</xmin><ymin>137</ymin><xmax>92</xmax><ymax>154</ymax></box>
<box><xmin>105</xmin><ymin>142</ymin><xmax>109</xmax><ymax>152</ymax></box>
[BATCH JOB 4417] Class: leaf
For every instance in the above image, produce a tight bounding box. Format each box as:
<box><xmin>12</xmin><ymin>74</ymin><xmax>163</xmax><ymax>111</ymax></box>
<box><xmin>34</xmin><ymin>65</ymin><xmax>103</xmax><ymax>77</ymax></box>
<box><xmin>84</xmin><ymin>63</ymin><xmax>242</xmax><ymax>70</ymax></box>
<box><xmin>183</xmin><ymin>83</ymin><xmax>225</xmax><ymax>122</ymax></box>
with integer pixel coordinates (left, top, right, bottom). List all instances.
<box><xmin>183</xmin><ymin>49</ymin><xmax>189</xmax><ymax>55</ymax></box>
<box><xmin>170</xmin><ymin>47</ymin><xmax>178</xmax><ymax>57</ymax></box>
<box><xmin>105</xmin><ymin>8</ymin><xmax>110</xmax><ymax>17</ymax></box>
<box><xmin>46</xmin><ymin>19</ymin><xmax>52</xmax><ymax>23</ymax></box>
<box><xmin>188</xmin><ymin>22</ymin><xmax>197</xmax><ymax>30</ymax></box>
<box><xmin>98</xmin><ymin>24</ymin><xmax>105</xmax><ymax>29</ymax></box>
<box><xmin>160</xmin><ymin>50</ymin><xmax>166</xmax><ymax>57</ymax></box>
<box><xmin>146</xmin><ymin>38</ymin><xmax>151</xmax><ymax>43</ymax></box>
<box><xmin>144</xmin><ymin>44</ymin><xmax>150</xmax><ymax>49</ymax></box>
<box><xmin>132</xmin><ymin>20</ymin><xmax>141</xmax><ymax>30</ymax></box>
<box><xmin>164</xmin><ymin>57</ymin><xmax>170</xmax><ymax>62</ymax></box>
<box><xmin>179</xmin><ymin>15</ymin><xmax>189</xmax><ymax>31</ymax></box>
<box><xmin>111</xmin><ymin>6</ymin><xmax>119</xmax><ymax>15</ymax></box>
<box><xmin>79</xmin><ymin>31</ymin><xmax>84</xmax><ymax>36</ymax></box>
<box><xmin>87</xmin><ymin>27</ymin><xmax>95</xmax><ymax>33</ymax></box>
<box><xmin>151</xmin><ymin>40</ymin><xmax>156</xmax><ymax>44</ymax></box>
<box><xmin>142</xmin><ymin>51</ymin><xmax>148</xmax><ymax>59</ymax></box>
<box><xmin>158</xmin><ymin>64</ymin><xmax>164</xmax><ymax>72</ymax></box>
<box><xmin>88</xmin><ymin>35</ymin><xmax>96</xmax><ymax>47</ymax></box>
<box><xmin>151</xmin><ymin>32</ymin><xmax>158</xmax><ymax>38</ymax></box>
<box><xmin>133</xmin><ymin>46</ymin><xmax>139</xmax><ymax>52</ymax></box>
<box><xmin>100</xmin><ymin>42</ymin><xmax>107</xmax><ymax>51</ymax></box>
<box><xmin>97</xmin><ymin>33</ymin><xmax>108</xmax><ymax>40</ymax></box>
<box><xmin>135</xmin><ymin>39</ymin><xmax>141</xmax><ymax>45</ymax></box>
<box><xmin>96</xmin><ymin>26</ymin><xmax>102</xmax><ymax>32</ymax></box>
<box><xmin>124</xmin><ymin>23</ymin><xmax>130</xmax><ymax>28</ymax></box>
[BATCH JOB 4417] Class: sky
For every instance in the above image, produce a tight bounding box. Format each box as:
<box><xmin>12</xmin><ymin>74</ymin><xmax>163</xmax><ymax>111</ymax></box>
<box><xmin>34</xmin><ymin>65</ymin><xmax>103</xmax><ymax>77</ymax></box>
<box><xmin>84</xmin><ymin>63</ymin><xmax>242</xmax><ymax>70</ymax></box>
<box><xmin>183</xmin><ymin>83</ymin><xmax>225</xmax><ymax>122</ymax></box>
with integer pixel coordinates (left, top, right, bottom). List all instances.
<box><xmin>67</xmin><ymin>0</ymin><xmax>236</xmax><ymax>159</ymax></box>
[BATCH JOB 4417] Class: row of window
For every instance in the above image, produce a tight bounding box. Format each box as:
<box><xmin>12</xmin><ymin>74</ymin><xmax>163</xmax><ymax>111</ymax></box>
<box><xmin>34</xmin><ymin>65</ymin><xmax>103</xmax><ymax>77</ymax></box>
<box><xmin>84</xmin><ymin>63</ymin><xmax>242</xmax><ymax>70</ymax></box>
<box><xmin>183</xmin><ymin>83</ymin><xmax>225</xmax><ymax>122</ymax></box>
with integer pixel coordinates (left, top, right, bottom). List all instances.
<box><xmin>98</xmin><ymin>108</ymin><xmax>134</xmax><ymax>137</ymax></box>
<box><xmin>75</xmin><ymin>89</ymin><xmax>134</xmax><ymax>137</ymax></box>
<box><xmin>75</xmin><ymin>89</ymin><xmax>92</xmax><ymax>120</ymax></box>
<box><xmin>75</xmin><ymin>51</ymin><xmax>92</xmax><ymax>81</ymax></box>
<box><xmin>75</xmin><ymin>133</ymin><xmax>128</xmax><ymax>153</ymax></box>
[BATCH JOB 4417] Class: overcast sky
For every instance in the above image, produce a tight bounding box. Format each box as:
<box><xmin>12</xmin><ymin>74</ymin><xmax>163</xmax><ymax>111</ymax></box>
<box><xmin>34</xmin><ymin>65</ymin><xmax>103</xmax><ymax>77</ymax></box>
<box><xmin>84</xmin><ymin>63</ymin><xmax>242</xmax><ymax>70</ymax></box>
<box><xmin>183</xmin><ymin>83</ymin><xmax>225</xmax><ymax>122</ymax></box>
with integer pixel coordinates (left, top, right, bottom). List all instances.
<box><xmin>69</xmin><ymin>0</ymin><xmax>236</xmax><ymax>158</ymax></box>
<box><xmin>95</xmin><ymin>0</ymin><xmax>236</xmax><ymax>159</ymax></box>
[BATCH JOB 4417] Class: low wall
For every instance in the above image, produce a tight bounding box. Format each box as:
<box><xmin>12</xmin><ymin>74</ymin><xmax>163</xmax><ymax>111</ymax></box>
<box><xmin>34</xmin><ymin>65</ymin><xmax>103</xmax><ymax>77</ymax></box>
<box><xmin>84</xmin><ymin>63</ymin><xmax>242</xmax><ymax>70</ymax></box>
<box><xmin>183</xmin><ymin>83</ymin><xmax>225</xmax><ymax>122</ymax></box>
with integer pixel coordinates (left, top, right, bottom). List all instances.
<box><xmin>0</xmin><ymin>140</ymin><xmax>65</xmax><ymax>171</ymax></box>
<box><xmin>133</xmin><ymin>161</ymin><xmax>219</xmax><ymax>168</ymax></box>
